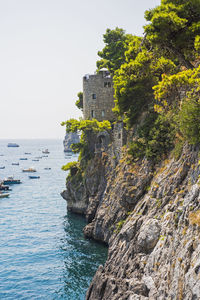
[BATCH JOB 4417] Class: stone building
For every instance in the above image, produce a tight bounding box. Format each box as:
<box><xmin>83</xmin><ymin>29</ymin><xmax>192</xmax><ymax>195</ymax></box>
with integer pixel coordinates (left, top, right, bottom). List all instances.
<box><xmin>83</xmin><ymin>68</ymin><xmax>115</xmax><ymax>122</ymax></box>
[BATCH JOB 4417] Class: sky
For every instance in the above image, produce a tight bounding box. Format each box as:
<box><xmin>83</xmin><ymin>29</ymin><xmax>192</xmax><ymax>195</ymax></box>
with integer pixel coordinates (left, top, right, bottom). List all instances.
<box><xmin>0</xmin><ymin>0</ymin><xmax>161</xmax><ymax>139</ymax></box>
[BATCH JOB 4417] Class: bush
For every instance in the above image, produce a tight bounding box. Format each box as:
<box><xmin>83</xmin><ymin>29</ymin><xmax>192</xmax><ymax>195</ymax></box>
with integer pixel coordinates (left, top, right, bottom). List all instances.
<box><xmin>62</xmin><ymin>161</ymin><xmax>79</xmax><ymax>177</ymax></box>
<box><xmin>178</xmin><ymin>97</ymin><xmax>200</xmax><ymax>145</ymax></box>
<box><xmin>128</xmin><ymin>111</ymin><xmax>175</xmax><ymax>162</ymax></box>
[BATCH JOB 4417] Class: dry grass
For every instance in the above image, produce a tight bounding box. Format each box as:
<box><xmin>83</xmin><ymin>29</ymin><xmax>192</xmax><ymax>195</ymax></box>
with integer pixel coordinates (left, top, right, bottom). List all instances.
<box><xmin>189</xmin><ymin>210</ymin><xmax>200</xmax><ymax>226</ymax></box>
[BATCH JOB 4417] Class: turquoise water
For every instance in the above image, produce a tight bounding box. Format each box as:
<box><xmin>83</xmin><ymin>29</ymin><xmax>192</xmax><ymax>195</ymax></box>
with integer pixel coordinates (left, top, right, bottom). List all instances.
<box><xmin>0</xmin><ymin>140</ymin><xmax>107</xmax><ymax>300</ymax></box>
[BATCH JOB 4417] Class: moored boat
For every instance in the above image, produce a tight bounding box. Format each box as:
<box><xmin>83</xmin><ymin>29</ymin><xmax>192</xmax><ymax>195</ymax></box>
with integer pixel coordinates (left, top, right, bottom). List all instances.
<box><xmin>22</xmin><ymin>167</ymin><xmax>36</xmax><ymax>173</ymax></box>
<box><xmin>12</xmin><ymin>163</ymin><xmax>19</xmax><ymax>166</ymax></box>
<box><xmin>3</xmin><ymin>176</ymin><xmax>21</xmax><ymax>185</ymax></box>
<box><xmin>0</xmin><ymin>192</ymin><xmax>9</xmax><ymax>198</ymax></box>
<box><xmin>29</xmin><ymin>175</ymin><xmax>40</xmax><ymax>179</ymax></box>
<box><xmin>42</xmin><ymin>149</ymin><xmax>50</xmax><ymax>154</ymax></box>
<box><xmin>0</xmin><ymin>166</ymin><xmax>5</xmax><ymax>169</ymax></box>
<box><xmin>19</xmin><ymin>158</ymin><xmax>28</xmax><ymax>160</ymax></box>
<box><xmin>0</xmin><ymin>184</ymin><xmax>10</xmax><ymax>191</ymax></box>
<box><xmin>7</xmin><ymin>143</ymin><xmax>19</xmax><ymax>147</ymax></box>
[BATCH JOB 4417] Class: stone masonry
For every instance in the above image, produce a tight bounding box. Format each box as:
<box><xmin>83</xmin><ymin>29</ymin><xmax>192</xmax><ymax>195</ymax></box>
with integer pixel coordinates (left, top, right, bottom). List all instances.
<box><xmin>83</xmin><ymin>69</ymin><xmax>115</xmax><ymax>122</ymax></box>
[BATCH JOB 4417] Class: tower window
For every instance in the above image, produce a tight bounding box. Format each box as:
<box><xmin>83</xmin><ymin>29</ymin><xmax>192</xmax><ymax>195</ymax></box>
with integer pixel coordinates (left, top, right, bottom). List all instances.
<box><xmin>104</xmin><ymin>82</ymin><xmax>111</xmax><ymax>87</ymax></box>
<box><xmin>92</xmin><ymin>93</ymin><xmax>96</xmax><ymax>99</ymax></box>
<box><xmin>102</xmin><ymin>110</ymin><xmax>105</xmax><ymax>117</ymax></box>
<box><xmin>91</xmin><ymin>110</ymin><xmax>95</xmax><ymax>118</ymax></box>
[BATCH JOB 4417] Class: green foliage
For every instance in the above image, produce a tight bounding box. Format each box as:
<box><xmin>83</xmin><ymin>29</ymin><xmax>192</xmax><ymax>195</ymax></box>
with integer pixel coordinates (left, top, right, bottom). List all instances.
<box><xmin>195</xmin><ymin>35</ymin><xmax>200</xmax><ymax>53</ymax></box>
<box><xmin>128</xmin><ymin>112</ymin><xmax>175</xmax><ymax>162</ymax></box>
<box><xmin>61</xmin><ymin>118</ymin><xmax>111</xmax><ymax>133</ymax></box>
<box><xmin>144</xmin><ymin>0</ymin><xmax>200</xmax><ymax>69</ymax></box>
<box><xmin>113</xmin><ymin>49</ymin><xmax>176</xmax><ymax>127</ymax></box>
<box><xmin>154</xmin><ymin>66</ymin><xmax>200</xmax><ymax>113</ymax></box>
<box><xmin>115</xmin><ymin>219</ymin><xmax>126</xmax><ymax>233</ymax></box>
<box><xmin>62</xmin><ymin>161</ymin><xmax>79</xmax><ymax>172</ymax></box>
<box><xmin>61</xmin><ymin>118</ymin><xmax>111</xmax><ymax>163</ymax></box>
<box><xmin>178</xmin><ymin>97</ymin><xmax>200</xmax><ymax>145</ymax></box>
<box><xmin>62</xmin><ymin>161</ymin><xmax>80</xmax><ymax>179</ymax></box>
<box><xmin>75</xmin><ymin>92</ymin><xmax>83</xmax><ymax>111</ymax></box>
<box><xmin>97</xmin><ymin>27</ymin><xmax>131</xmax><ymax>74</ymax></box>
<box><xmin>173</xmin><ymin>138</ymin><xmax>184</xmax><ymax>160</ymax></box>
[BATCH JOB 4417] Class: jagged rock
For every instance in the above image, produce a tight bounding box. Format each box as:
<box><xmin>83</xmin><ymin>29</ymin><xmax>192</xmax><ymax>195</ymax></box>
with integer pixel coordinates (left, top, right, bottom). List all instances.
<box><xmin>63</xmin><ymin>132</ymin><xmax>79</xmax><ymax>152</ymax></box>
<box><xmin>137</xmin><ymin>219</ymin><xmax>161</xmax><ymax>254</ymax></box>
<box><xmin>62</xmin><ymin>141</ymin><xmax>200</xmax><ymax>299</ymax></box>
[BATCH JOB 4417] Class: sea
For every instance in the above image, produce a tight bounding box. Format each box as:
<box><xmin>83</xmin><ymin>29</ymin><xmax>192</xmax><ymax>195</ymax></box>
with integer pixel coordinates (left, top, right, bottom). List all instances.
<box><xmin>0</xmin><ymin>139</ymin><xmax>107</xmax><ymax>300</ymax></box>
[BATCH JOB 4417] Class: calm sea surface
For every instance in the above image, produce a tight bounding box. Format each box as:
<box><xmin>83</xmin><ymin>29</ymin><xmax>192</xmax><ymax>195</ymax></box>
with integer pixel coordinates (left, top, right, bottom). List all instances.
<box><xmin>0</xmin><ymin>139</ymin><xmax>107</xmax><ymax>300</ymax></box>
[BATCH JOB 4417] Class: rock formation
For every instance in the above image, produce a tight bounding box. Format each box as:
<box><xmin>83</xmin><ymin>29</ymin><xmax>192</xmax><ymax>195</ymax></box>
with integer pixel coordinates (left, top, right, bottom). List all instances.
<box><xmin>63</xmin><ymin>132</ymin><xmax>79</xmax><ymax>152</ymax></box>
<box><xmin>62</xmin><ymin>140</ymin><xmax>200</xmax><ymax>299</ymax></box>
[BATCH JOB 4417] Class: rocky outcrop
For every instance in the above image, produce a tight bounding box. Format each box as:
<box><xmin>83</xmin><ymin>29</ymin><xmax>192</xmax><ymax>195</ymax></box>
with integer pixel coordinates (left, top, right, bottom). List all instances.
<box><xmin>63</xmin><ymin>132</ymin><xmax>79</xmax><ymax>152</ymax></box>
<box><xmin>62</xmin><ymin>142</ymin><xmax>200</xmax><ymax>299</ymax></box>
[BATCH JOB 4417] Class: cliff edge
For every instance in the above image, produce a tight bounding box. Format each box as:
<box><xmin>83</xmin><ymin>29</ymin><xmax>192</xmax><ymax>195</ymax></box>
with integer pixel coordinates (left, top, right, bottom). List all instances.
<box><xmin>62</xmin><ymin>140</ymin><xmax>200</xmax><ymax>299</ymax></box>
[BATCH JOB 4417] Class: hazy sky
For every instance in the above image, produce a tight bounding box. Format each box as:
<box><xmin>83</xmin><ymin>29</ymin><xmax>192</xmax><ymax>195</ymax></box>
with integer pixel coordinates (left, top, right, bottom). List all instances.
<box><xmin>0</xmin><ymin>0</ymin><xmax>160</xmax><ymax>139</ymax></box>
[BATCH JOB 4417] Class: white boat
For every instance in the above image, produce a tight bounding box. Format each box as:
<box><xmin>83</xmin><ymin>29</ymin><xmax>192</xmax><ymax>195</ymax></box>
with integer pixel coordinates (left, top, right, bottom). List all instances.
<box><xmin>42</xmin><ymin>149</ymin><xmax>50</xmax><ymax>154</ymax></box>
<box><xmin>22</xmin><ymin>167</ymin><xmax>36</xmax><ymax>173</ymax></box>
<box><xmin>0</xmin><ymin>192</ymin><xmax>9</xmax><ymax>198</ymax></box>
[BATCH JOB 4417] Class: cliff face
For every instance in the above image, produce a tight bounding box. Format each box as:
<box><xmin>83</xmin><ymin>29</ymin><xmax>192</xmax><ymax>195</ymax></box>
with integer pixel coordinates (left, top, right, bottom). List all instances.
<box><xmin>62</xmin><ymin>143</ymin><xmax>200</xmax><ymax>300</ymax></box>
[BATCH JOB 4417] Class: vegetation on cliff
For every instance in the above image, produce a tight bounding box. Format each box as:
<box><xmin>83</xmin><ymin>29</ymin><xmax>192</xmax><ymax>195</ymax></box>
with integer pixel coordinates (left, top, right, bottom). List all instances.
<box><xmin>61</xmin><ymin>119</ymin><xmax>111</xmax><ymax>176</ymax></box>
<box><xmin>62</xmin><ymin>0</ymin><xmax>200</xmax><ymax>169</ymax></box>
<box><xmin>96</xmin><ymin>0</ymin><xmax>200</xmax><ymax>162</ymax></box>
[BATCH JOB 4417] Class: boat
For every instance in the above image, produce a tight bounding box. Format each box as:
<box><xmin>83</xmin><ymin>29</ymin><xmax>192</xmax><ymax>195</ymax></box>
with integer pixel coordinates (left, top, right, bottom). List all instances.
<box><xmin>22</xmin><ymin>167</ymin><xmax>36</xmax><ymax>173</ymax></box>
<box><xmin>44</xmin><ymin>167</ymin><xmax>51</xmax><ymax>170</ymax></box>
<box><xmin>42</xmin><ymin>149</ymin><xmax>50</xmax><ymax>154</ymax></box>
<box><xmin>3</xmin><ymin>176</ymin><xmax>21</xmax><ymax>185</ymax></box>
<box><xmin>12</xmin><ymin>163</ymin><xmax>19</xmax><ymax>166</ymax></box>
<box><xmin>0</xmin><ymin>166</ymin><xmax>5</xmax><ymax>169</ymax></box>
<box><xmin>32</xmin><ymin>159</ymin><xmax>39</xmax><ymax>162</ymax></box>
<box><xmin>0</xmin><ymin>184</ymin><xmax>10</xmax><ymax>191</ymax></box>
<box><xmin>42</xmin><ymin>155</ymin><xmax>48</xmax><ymax>157</ymax></box>
<box><xmin>0</xmin><ymin>192</ymin><xmax>9</xmax><ymax>198</ymax></box>
<box><xmin>29</xmin><ymin>175</ymin><xmax>40</xmax><ymax>179</ymax></box>
<box><xmin>19</xmin><ymin>158</ymin><xmax>28</xmax><ymax>160</ymax></box>
<box><xmin>24</xmin><ymin>152</ymin><xmax>31</xmax><ymax>155</ymax></box>
<box><xmin>7</xmin><ymin>143</ymin><xmax>19</xmax><ymax>147</ymax></box>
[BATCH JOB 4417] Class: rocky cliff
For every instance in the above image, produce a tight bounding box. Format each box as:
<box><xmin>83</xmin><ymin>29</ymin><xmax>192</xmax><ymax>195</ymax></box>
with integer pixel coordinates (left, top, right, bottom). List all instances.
<box><xmin>62</xmin><ymin>142</ymin><xmax>200</xmax><ymax>299</ymax></box>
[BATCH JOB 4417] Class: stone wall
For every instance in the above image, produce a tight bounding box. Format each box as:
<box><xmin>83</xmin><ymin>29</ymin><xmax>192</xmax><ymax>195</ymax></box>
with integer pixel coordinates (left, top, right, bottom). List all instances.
<box><xmin>83</xmin><ymin>70</ymin><xmax>115</xmax><ymax>122</ymax></box>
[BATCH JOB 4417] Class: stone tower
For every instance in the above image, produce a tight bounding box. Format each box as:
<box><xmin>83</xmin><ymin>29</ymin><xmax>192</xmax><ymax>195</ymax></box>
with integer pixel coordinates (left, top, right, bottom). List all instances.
<box><xmin>83</xmin><ymin>68</ymin><xmax>115</xmax><ymax>121</ymax></box>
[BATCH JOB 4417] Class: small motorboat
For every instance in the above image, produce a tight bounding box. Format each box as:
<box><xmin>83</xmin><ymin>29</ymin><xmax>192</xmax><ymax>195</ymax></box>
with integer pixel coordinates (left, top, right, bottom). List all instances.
<box><xmin>12</xmin><ymin>163</ymin><xmax>19</xmax><ymax>166</ymax></box>
<box><xmin>0</xmin><ymin>166</ymin><xmax>5</xmax><ymax>169</ymax></box>
<box><xmin>0</xmin><ymin>192</ymin><xmax>10</xmax><ymax>198</ymax></box>
<box><xmin>44</xmin><ymin>167</ymin><xmax>51</xmax><ymax>170</ymax></box>
<box><xmin>7</xmin><ymin>143</ymin><xmax>19</xmax><ymax>147</ymax></box>
<box><xmin>32</xmin><ymin>159</ymin><xmax>39</xmax><ymax>162</ymax></box>
<box><xmin>0</xmin><ymin>184</ymin><xmax>10</xmax><ymax>191</ymax></box>
<box><xmin>20</xmin><ymin>158</ymin><xmax>28</xmax><ymax>160</ymax></box>
<box><xmin>22</xmin><ymin>167</ymin><xmax>36</xmax><ymax>173</ymax></box>
<box><xmin>24</xmin><ymin>152</ymin><xmax>31</xmax><ymax>155</ymax></box>
<box><xmin>42</xmin><ymin>155</ymin><xmax>48</xmax><ymax>158</ymax></box>
<box><xmin>29</xmin><ymin>175</ymin><xmax>40</xmax><ymax>179</ymax></box>
<box><xmin>3</xmin><ymin>176</ymin><xmax>21</xmax><ymax>185</ymax></box>
<box><xmin>42</xmin><ymin>149</ymin><xmax>50</xmax><ymax>154</ymax></box>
